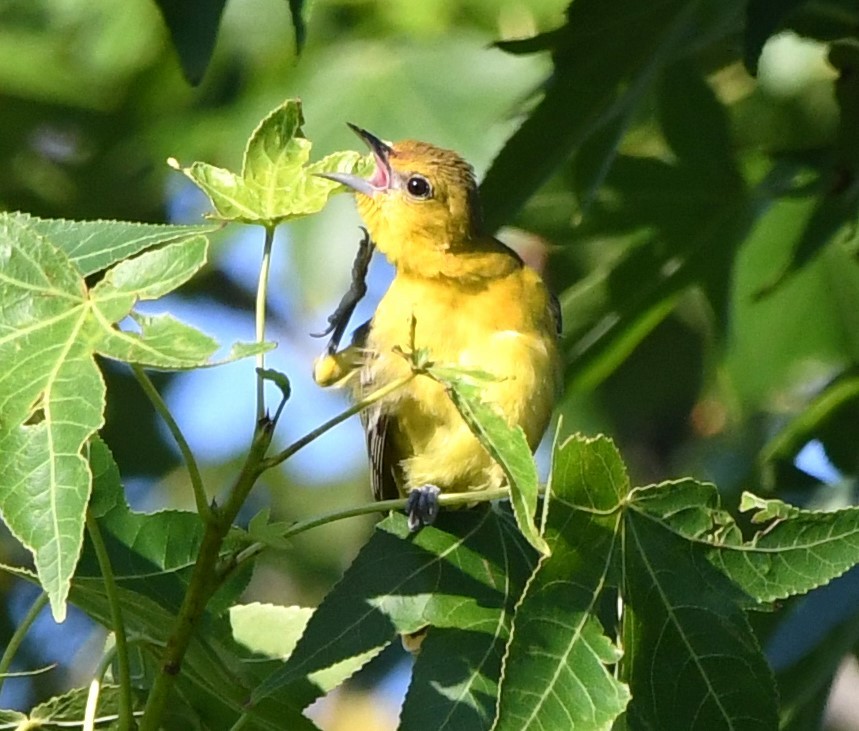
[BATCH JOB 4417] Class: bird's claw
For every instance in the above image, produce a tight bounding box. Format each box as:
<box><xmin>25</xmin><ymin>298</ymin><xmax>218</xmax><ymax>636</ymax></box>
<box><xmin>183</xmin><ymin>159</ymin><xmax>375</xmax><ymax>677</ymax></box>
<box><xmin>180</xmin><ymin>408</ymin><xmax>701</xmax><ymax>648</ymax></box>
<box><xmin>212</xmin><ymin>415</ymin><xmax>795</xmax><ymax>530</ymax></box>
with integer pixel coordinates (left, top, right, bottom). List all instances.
<box><xmin>311</xmin><ymin>228</ymin><xmax>375</xmax><ymax>354</ymax></box>
<box><xmin>406</xmin><ymin>485</ymin><xmax>441</xmax><ymax>531</ymax></box>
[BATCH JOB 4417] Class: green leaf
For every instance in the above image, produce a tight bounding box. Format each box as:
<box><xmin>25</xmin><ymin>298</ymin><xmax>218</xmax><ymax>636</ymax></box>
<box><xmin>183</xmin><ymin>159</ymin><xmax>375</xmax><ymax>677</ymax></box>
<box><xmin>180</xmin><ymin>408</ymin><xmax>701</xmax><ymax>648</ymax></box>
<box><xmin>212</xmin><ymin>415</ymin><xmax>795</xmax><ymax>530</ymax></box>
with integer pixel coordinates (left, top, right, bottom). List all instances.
<box><xmin>621</xmin><ymin>513</ymin><xmax>778</xmax><ymax>730</ymax></box>
<box><xmin>231</xmin><ymin>602</ymin><xmax>313</xmax><ymax>660</ymax></box>
<box><xmin>258</xmin><ymin>366</ymin><xmax>292</xmax><ymax>402</ymax></box>
<box><xmin>253</xmin><ymin>508</ymin><xmax>537</xmax><ymax>727</ymax></box>
<box><xmin>716</xmin><ymin>493</ymin><xmax>859</xmax><ymax>603</ymax></box>
<box><xmin>559</xmin><ymin>146</ymin><xmax>750</xmax><ymax>389</ymax></box>
<box><xmin>247</xmin><ymin>507</ymin><xmax>293</xmax><ymax>550</ymax></box>
<box><xmin>498</xmin><ymin>435</ymin><xmax>790</xmax><ymax>729</ymax></box>
<box><xmin>493</xmin><ymin>435</ymin><xmax>630</xmax><ymax>731</ymax></box>
<box><xmin>0</xmin><ymin>215</ymin><xmax>254</xmax><ymax>620</ymax></box>
<box><xmin>752</xmin><ymin>174</ymin><xmax>859</xmax><ymax>300</ymax></box>
<box><xmin>80</xmin><ymin>438</ymin><xmax>252</xmax><ymax>618</ymax></box>
<box><xmin>427</xmin><ymin>365</ymin><xmax>548</xmax><ymax>555</ymax></box>
<box><xmin>287</xmin><ymin>0</ymin><xmax>307</xmax><ymax>53</ymax></box>
<box><xmin>657</xmin><ymin>63</ymin><xmax>738</xmax><ymax>181</ymax></box>
<box><xmin>28</xmin><ymin>684</ymin><xmax>128</xmax><ymax>725</ymax></box>
<box><xmin>629</xmin><ymin>480</ymin><xmax>859</xmax><ymax>605</ymax></box>
<box><xmin>402</xmin><ymin>627</ymin><xmax>505</xmax><ymax>731</ymax></box>
<box><xmin>78</xmin><ymin>439</ymin><xmax>205</xmax><ymax>606</ymax></box>
<box><xmin>230</xmin><ymin>603</ymin><xmax>381</xmax><ymax>693</ymax></box>
<box><xmin>481</xmin><ymin>0</ymin><xmax>743</xmax><ymax>231</ymax></box>
<box><xmin>71</xmin><ymin>507</ymin><xmax>317</xmax><ymax>731</ymax></box>
<box><xmin>8</xmin><ymin>212</ymin><xmax>220</xmax><ymax>276</ymax></box>
<box><xmin>172</xmin><ymin>98</ymin><xmax>372</xmax><ymax>226</ymax></box>
<box><xmin>0</xmin><ymin>710</ymin><xmax>26</xmax><ymax>727</ymax></box>
<box><xmin>70</xmin><ymin>578</ymin><xmax>318</xmax><ymax>730</ymax></box>
<box><xmin>153</xmin><ymin>0</ymin><xmax>228</xmax><ymax>85</ymax></box>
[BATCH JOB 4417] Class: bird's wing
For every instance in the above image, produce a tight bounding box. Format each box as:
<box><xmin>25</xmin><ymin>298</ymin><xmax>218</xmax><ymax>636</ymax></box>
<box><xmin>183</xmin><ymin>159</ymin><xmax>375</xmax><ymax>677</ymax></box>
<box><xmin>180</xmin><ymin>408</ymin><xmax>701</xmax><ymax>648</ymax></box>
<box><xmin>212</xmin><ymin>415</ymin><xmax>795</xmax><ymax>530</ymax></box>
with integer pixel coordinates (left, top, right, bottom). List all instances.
<box><xmin>362</xmin><ymin>406</ymin><xmax>401</xmax><ymax>502</ymax></box>
<box><xmin>354</xmin><ymin>319</ymin><xmax>402</xmax><ymax>502</ymax></box>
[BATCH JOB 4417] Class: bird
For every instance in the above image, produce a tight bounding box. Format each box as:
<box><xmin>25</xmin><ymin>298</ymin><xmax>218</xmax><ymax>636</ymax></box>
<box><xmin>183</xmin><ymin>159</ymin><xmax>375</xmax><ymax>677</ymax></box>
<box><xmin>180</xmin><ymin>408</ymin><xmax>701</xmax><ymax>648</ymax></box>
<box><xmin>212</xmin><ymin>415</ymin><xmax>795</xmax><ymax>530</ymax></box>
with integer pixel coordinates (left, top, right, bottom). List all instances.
<box><xmin>314</xmin><ymin>125</ymin><xmax>562</xmax><ymax>531</ymax></box>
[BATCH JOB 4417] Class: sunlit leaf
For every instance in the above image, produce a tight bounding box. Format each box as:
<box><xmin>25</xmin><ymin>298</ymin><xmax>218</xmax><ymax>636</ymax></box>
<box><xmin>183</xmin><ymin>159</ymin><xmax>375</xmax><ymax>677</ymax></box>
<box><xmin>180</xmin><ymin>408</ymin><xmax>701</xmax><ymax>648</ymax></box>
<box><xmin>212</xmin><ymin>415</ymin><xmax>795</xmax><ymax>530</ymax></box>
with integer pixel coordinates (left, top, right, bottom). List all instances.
<box><xmin>28</xmin><ymin>684</ymin><xmax>127</xmax><ymax>725</ymax></box>
<box><xmin>171</xmin><ymin>98</ymin><xmax>372</xmax><ymax>226</ymax></box>
<box><xmin>70</xmin><ymin>578</ymin><xmax>318</xmax><ymax>730</ymax></box>
<box><xmin>629</xmin><ymin>481</ymin><xmax>859</xmax><ymax>604</ymax></box>
<box><xmin>9</xmin><ymin>211</ymin><xmax>220</xmax><ymax>276</ymax></box>
<box><xmin>494</xmin><ymin>435</ymin><xmax>630</xmax><ymax>731</ymax></box>
<box><xmin>0</xmin><ymin>215</ymin><xmax>258</xmax><ymax>620</ymax></box>
<box><xmin>0</xmin><ymin>710</ymin><xmax>27</xmax><ymax>726</ymax></box>
<box><xmin>252</xmin><ymin>508</ymin><xmax>537</xmax><ymax>728</ymax></box>
<box><xmin>427</xmin><ymin>364</ymin><xmax>548</xmax><ymax>555</ymax></box>
<box><xmin>231</xmin><ymin>602</ymin><xmax>313</xmax><ymax>660</ymax></box>
<box><xmin>717</xmin><ymin>493</ymin><xmax>859</xmax><ymax>603</ymax></box>
<box><xmin>230</xmin><ymin>603</ymin><xmax>381</xmax><ymax>693</ymax></box>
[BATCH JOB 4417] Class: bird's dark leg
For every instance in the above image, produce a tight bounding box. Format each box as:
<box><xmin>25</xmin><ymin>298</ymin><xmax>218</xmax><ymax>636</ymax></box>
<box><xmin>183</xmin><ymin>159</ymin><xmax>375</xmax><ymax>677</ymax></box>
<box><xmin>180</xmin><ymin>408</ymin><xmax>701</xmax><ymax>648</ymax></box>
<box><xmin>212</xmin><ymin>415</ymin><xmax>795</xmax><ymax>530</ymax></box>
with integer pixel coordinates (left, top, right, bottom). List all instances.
<box><xmin>406</xmin><ymin>485</ymin><xmax>441</xmax><ymax>531</ymax></box>
<box><xmin>311</xmin><ymin>227</ymin><xmax>375</xmax><ymax>354</ymax></box>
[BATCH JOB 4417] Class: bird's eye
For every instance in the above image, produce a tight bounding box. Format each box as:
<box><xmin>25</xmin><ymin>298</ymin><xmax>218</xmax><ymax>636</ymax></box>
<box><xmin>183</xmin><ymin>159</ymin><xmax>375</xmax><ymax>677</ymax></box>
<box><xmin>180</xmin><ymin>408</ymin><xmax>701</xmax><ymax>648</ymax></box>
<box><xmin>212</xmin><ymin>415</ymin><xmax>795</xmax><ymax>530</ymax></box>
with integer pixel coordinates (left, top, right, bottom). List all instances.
<box><xmin>406</xmin><ymin>175</ymin><xmax>432</xmax><ymax>199</ymax></box>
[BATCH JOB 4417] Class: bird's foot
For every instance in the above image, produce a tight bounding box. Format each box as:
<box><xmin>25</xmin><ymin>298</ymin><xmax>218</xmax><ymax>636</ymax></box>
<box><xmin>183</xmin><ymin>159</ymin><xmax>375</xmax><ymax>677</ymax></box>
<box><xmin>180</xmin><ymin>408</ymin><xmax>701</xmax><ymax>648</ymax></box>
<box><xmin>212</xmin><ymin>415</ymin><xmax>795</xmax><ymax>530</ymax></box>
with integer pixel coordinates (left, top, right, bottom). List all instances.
<box><xmin>406</xmin><ymin>485</ymin><xmax>441</xmax><ymax>531</ymax></box>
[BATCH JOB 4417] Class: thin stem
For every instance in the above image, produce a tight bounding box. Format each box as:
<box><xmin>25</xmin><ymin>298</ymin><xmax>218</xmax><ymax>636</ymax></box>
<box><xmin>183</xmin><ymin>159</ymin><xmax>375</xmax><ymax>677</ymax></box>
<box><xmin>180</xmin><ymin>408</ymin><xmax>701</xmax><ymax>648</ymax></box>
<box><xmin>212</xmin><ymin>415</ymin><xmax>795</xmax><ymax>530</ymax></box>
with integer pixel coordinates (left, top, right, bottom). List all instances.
<box><xmin>132</xmin><ymin>364</ymin><xmax>210</xmax><ymax>521</ymax></box>
<box><xmin>138</xmin><ymin>418</ymin><xmax>274</xmax><ymax>731</ymax></box>
<box><xmin>83</xmin><ymin>677</ymin><xmax>101</xmax><ymax>731</ymax></box>
<box><xmin>0</xmin><ymin>590</ymin><xmax>48</xmax><ymax>693</ymax></box>
<box><xmin>227</xmin><ymin>713</ymin><xmax>252</xmax><ymax>731</ymax></box>
<box><xmin>86</xmin><ymin>511</ymin><xmax>133</xmax><ymax>731</ymax></box>
<box><xmin>263</xmin><ymin>372</ymin><xmax>416</xmax><ymax>470</ymax></box>
<box><xmin>255</xmin><ymin>225</ymin><xmax>276</xmax><ymax>422</ymax></box>
<box><xmin>232</xmin><ymin>488</ymin><xmax>513</xmax><ymax>568</ymax></box>
<box><xmin>760</xmin><ymin>374</ymin><xmax>859</xmax><ymax>468</ymax></box>
<box><xmin>541</xmin><ymin>416</ymin><xmax>563</xmax><ymax>536</ymax></box>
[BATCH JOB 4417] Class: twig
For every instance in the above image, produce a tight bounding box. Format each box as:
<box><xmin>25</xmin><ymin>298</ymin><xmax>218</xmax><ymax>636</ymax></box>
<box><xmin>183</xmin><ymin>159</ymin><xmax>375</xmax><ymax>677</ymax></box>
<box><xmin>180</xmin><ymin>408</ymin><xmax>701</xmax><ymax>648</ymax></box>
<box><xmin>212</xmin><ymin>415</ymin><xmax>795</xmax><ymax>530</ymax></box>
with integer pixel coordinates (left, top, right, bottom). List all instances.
<box><xmin>138</xmin><ymin>417</ymin><xmax>274</xmax><ymax>731</ymax></box>
<box><xmin>232</xmin><ymin>488</ymin><xmax>513</xmax><ymax>568</ymax></box>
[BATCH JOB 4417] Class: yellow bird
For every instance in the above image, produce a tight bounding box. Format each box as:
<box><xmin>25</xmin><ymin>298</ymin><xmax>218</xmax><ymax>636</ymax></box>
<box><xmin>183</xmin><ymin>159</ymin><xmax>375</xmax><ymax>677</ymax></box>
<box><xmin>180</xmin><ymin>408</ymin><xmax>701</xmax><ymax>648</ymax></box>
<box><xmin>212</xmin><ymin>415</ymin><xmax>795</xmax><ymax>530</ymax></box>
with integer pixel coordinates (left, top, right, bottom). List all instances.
<box><xmin>316</xmin><ymin>125</ymin><xmax>562</xmax><ymax>530</ymax></box>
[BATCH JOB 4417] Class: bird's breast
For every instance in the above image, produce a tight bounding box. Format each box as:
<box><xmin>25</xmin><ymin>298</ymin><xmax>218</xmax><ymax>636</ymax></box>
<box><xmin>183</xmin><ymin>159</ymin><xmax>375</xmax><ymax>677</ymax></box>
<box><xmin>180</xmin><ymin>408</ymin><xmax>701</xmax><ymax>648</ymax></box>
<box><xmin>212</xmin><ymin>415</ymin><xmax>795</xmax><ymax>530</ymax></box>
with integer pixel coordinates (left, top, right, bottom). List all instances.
<box><xmin>363</xmin><ymin>268</ymin><xmax>561</xmax><ymax>450</ymax></box>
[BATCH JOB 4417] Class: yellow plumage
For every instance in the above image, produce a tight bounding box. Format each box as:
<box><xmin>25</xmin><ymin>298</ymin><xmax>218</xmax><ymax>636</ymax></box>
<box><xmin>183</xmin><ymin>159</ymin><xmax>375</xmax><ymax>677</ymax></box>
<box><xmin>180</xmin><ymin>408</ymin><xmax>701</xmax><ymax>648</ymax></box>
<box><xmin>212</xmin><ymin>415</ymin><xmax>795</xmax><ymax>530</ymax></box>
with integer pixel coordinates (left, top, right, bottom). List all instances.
<box><xmin>316</xmin><ymin>128</ymin><xmax>562</xmax><ymax>529</ymax></box>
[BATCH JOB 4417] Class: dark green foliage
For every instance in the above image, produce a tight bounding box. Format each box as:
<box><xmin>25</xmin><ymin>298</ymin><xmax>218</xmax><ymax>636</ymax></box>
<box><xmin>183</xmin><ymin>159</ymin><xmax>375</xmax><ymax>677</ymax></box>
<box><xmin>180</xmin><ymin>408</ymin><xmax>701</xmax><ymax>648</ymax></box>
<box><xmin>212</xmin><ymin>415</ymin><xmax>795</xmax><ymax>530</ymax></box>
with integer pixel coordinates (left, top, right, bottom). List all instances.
<box><xmin>2</xmin><ymin>2</ymin><xmax>859</xmax><ymax>729</ymax></box>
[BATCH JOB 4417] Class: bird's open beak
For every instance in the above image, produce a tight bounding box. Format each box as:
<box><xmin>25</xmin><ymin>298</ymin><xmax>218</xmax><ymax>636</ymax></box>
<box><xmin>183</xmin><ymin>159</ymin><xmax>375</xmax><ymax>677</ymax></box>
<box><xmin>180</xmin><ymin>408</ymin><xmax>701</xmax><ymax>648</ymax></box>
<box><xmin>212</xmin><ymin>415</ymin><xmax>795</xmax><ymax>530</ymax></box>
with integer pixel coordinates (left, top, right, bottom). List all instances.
<box><xmin>317</xmin><ymin>123</ymin><xmax>393</xmax><ymax>196</ymax></box>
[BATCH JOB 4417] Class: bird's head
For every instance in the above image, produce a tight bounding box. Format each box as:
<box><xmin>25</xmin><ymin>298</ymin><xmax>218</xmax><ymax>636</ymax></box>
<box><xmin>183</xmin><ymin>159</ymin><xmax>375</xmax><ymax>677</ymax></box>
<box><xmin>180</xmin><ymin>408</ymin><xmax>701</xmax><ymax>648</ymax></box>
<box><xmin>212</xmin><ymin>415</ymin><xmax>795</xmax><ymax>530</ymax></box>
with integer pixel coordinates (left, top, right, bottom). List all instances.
<box><xmin>320</xmin><ymin>125</ymin><xmax>483</xmax><ymax>271</ymax></box>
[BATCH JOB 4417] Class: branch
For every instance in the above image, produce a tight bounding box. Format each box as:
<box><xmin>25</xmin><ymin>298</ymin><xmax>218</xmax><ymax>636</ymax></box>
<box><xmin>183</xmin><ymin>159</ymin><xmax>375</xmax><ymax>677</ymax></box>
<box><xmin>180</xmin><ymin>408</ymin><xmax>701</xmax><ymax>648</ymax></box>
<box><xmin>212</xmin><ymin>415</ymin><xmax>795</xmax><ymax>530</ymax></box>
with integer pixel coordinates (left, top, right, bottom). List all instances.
<box><xmin>138</xmin><ymin>417</ymin><xmax>274</xmax><ymax>731</ymax></box>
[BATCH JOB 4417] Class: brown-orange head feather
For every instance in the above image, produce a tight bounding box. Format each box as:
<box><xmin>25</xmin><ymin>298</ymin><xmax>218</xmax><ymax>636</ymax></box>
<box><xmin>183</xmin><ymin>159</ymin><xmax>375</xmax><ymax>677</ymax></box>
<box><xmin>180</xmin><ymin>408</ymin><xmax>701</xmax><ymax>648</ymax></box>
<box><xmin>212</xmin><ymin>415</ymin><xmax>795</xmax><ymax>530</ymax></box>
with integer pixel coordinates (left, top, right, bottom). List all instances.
<box><xmin>355</xmin><ymin>139</ymin><xmax>483</xmax><ymax>264</ymax></box>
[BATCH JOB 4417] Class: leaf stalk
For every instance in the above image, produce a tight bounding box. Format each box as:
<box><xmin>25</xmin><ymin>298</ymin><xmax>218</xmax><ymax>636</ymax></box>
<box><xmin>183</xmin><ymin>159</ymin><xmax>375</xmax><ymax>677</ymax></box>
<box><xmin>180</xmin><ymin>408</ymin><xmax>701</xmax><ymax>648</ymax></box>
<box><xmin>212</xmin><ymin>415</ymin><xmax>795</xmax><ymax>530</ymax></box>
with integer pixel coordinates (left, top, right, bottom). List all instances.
<box><xmin>255</xmin><ymin>225</ymin><xmax>276</xmax><ymax>422</ymax></box>
<box><xmin>132</xmin><ymin>364</ymin><xmax>211</xmax><ymax>521</ymax></box>
<box><xmin>86</xmin><ymin>511</ymin><xmax>134</xmax><ymax>731</ymax></box>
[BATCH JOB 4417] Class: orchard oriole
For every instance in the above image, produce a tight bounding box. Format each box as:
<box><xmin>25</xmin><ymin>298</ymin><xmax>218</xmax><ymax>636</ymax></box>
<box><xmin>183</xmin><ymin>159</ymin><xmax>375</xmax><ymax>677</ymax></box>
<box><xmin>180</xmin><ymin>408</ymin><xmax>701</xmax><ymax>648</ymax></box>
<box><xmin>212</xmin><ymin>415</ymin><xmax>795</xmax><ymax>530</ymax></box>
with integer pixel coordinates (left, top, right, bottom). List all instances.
<box><xmin>315</xmin><ymin>125</ymin><xmax>562</xmax><ymax>530</ymax></box>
